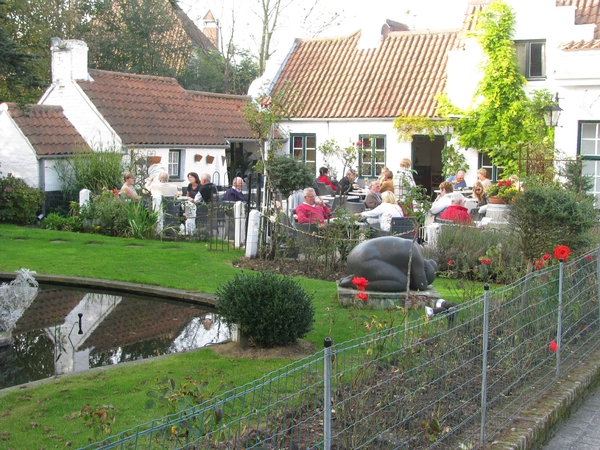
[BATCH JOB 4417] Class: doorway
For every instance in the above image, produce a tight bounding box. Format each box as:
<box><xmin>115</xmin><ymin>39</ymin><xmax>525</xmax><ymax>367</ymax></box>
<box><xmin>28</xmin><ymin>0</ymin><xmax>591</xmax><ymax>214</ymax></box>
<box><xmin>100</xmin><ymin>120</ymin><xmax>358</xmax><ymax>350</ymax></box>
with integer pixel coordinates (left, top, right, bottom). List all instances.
<box><xmin>411</xmin><ymin>135</ymin><xmax>445</xmax><ymax>198</ymax></box>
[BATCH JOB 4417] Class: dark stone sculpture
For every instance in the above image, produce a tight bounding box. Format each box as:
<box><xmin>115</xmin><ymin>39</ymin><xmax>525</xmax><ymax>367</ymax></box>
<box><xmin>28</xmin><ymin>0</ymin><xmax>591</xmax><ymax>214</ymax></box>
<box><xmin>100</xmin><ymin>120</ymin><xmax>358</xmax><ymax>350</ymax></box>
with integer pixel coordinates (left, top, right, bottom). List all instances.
<box><xmin>339</xmin><ymin>237</ymin><xmax>437</xmax><ymax>292</ymax></box>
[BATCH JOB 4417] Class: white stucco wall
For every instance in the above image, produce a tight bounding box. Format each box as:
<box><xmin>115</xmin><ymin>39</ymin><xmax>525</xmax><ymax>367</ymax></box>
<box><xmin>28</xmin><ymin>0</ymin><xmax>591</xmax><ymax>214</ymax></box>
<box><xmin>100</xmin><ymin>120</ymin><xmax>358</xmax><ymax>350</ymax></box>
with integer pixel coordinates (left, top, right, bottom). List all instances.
<box><xmin>0</xmin><ymin>104</ymin><xmax>40</xmax><ymax>188</ymax></box>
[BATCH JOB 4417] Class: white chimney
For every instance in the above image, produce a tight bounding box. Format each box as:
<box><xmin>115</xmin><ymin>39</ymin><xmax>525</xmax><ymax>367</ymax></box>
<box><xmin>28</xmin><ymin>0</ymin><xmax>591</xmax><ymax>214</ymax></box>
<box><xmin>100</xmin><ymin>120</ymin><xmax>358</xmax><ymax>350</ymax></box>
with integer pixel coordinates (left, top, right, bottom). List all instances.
<box><xmin>50</xmin><ymin>39</ymin><xmax>91</xmax><ymax>85</ymax></box>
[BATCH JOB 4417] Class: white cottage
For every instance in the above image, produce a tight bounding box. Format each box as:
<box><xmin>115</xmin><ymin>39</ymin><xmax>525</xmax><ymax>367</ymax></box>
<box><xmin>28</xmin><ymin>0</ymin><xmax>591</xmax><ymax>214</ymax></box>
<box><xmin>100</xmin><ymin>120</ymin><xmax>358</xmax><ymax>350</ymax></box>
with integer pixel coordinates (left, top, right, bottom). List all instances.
<box><xmin>38</xmin><ymin>39</ymin><xmax>259</xmax><ymax>189</ymax></box>
<box><xmin>256</xmin><ymin>0</ymin><xmax>600</xmax><ymax>196</ymax></box>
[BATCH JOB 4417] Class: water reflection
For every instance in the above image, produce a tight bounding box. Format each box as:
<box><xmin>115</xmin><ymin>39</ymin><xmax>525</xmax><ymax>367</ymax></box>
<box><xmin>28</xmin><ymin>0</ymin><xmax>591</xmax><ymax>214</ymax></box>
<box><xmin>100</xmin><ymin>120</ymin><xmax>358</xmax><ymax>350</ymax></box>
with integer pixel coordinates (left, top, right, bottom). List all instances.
<box><xmin>0</xmin><ymin>285</ymin><xmax>229</xmax><ymax>390</ymax></box>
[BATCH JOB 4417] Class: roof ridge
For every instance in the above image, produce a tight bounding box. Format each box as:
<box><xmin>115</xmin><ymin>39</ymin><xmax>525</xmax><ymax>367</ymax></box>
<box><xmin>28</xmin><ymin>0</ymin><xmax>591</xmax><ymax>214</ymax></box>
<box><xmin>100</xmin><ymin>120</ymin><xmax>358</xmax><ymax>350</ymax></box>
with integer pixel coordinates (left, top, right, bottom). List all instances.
<box><xmin>88</xmin><ymin>69</ymin><xmax>179</xmax><ymax>84</ymax></box>
<box><xmin>185</xmin><ymin>90</ymin><xmax>251</xmax><ymax>100</ymax></box>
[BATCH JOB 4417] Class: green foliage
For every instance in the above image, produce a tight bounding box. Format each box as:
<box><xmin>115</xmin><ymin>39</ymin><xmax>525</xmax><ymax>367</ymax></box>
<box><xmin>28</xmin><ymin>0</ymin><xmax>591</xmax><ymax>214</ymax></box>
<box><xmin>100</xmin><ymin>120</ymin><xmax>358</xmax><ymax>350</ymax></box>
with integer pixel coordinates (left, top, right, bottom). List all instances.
<box><xmin>508</xmin><ymin>183</ymin><xmax>599</xmax><ymax>268</ymax></box>
<box><xmin>317</xmin><ymin>139</ymin><xmax>358</xmax><ymax>180</ymax></box>
<box><xmin>423</xmin><ymin>225</ymin><xmax>525</xmax><ymax>284</ymax></box>
<box><xmin>441</xmin><ymin>143</ymin><xmax>469</xmax><ymax>180</ymax></box>
<box><xmin>0</xmin><ymin>173</ymin><xmax>45</xmax><ymax>225</ymax></box>
<box><xmin>79</xmin><ymin>192</ymin><xmax>130</xmax><ymax>237</ymax></box>
<box><xmin>486</xmin><ymin>180</ymin><xmax>519</xmax><ymax>201</ymax></box>
<box><xmin>54</xmin><ymin>150</ymin><xmax>124</xmax><ymax>196</ymax></box>
<box><xmin>79</xmin><ymin>403</ymin><xmax>118</xmax><ymax>444</ymax></box>
<box><xmin>393</xmin><ymin>115</ymin><xmax>447</xmax><ymax>142</ymax></box>
<box><xmin>40</xmin><ymin>212</ymin><xmax>82</xmax><ymax>232</ymax></box>
<box><xmin>216</xmin><ymin>272</ymin><xmax>316</xmax><ymax>348</ymax></box>
<box><xmin>560</xmin><ymin>157</ymin><xmax>594</xmax><ymax>195</ymax></box>
<box><xmin>125</xmin><ymin>200</ymin><xmax>158</xmax><ymax>239</ymax></box>
<box><xmin>266</xmin><ymin>154</ymin><xmax>316</xmax><ymax>198</ymax></box>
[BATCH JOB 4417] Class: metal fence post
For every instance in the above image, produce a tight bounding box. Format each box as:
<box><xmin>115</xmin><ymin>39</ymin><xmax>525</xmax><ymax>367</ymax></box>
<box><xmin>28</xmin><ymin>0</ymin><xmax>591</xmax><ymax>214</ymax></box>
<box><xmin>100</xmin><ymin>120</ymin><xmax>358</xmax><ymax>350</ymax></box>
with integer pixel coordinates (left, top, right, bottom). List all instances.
<box><xmin>556</xmin><ymin>258</ymin><xmax>564</xmax><ymax>378</ymax></box>
<box><xmin>324</xmin><ymin>337</ymin><xmax>332</xmax><ymax>450</ymax></box>
<box><xmin>480</xmin><ymin>284</ymin><xmax>490</xmax><ymax>444</ymax></box>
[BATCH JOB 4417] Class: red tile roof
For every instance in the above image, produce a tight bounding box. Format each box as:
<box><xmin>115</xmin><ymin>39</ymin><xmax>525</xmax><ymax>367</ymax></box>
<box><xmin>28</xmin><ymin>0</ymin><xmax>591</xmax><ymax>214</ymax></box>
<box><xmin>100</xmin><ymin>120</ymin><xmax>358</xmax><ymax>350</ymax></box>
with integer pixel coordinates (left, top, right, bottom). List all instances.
<box><xmin>77</xmin><ymin>69</ymin><xmax>256</xmax><ymax>146</ymax></box>
<box><xmin>270</xmin><ymin>30</ymin><xmax>460</xmax><ymax>119</ymax></box>
<box><xmin>557</xmin><ymin>0</ymin><xmax>600</xmax><ymax>39</ymax></box>
<box><xmin>559</xmin><ymin>38</ymin><xmax>600</xmax><ymax>49</ymax></box>
<box><xmin>5</xmin><ymin>103</ymin><xmax>90</xmax><ymax>156</ymax></box>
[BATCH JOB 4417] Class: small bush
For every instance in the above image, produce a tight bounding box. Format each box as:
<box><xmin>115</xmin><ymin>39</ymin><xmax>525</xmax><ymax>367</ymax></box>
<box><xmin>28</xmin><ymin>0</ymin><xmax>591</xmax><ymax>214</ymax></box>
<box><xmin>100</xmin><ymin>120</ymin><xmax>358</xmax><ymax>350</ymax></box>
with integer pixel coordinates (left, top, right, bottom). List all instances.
<box><xmin>215</xmin><ymin>272</ymin><xmax>315</xmax><ymax>348</ymax></box>
<box><xmin>79</xmin><ymin>192</ymin><xmax>130</xmax><ymax>236</ymax></box>
<box><xmin>0</xmin><ymin>173</ymin><xmax>45</xmax><ymax>225</ymax></box>
<box><xmin>41</xmin><ymin>212</ymin><xmax>83</xmax><ymax>232</ymax></box>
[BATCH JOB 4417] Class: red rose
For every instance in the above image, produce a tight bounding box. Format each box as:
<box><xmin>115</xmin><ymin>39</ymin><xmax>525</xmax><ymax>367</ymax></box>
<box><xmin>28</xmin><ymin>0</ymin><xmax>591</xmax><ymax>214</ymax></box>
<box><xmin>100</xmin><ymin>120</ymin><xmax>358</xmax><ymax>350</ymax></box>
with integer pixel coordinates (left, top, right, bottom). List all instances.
<box><xmin>553</xmin><ymin>245</ymin><xmax>571</xmax><ymax>261</ymax></box>
<box><xmin>497</xmin><ymin>181</ymin><xmax>504</xmax><ymax>187</ymax></box>
<box><xmin>351</xmin><ymin>277</ymin><xmax>369</xmax><ymax>291</ymax></box>
<box><xmin>505</xmin><ymin>180</ymin><xmax>512</xmax><ymax>186</ymax></box>
<box><xmin>542</xmin><ymin>252</ymin><xmax>550</xmax><ymax>261</ymax></box>
<box><xmin>356</xmin><ymin>292</ymin><xmax>369</xmax><ymax>301</ymax></box>
<box><xmin>549</xmin><ymin>340</ymin><xmax>558</xmax><ymax>353</ymax></box>
<box><xmin>534</xmin><ymin>260</ymin><xmax>544</xmax><ymax>270</ymax></box>
<box><xmin>480</xmin><ymin>257</ymin><xmax>492</xmax><ymax>265</ymax></box>
<box><xmin>356</xmin><ymin>141</ymin><xmax>362</xmax><ymax>147</ymax></box>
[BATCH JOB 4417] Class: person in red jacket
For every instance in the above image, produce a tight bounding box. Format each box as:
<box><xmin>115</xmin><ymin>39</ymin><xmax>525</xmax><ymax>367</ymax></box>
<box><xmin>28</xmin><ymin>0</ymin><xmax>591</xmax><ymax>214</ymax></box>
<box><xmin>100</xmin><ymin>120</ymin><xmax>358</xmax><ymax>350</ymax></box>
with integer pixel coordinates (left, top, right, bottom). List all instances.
<box><xmin>317</xmin><ymin>167</ymin><xmax>337</xmax><ymax>192</ymax></box>
<box><xmin>439</xmin><ymin>192</ymin><xmax>473</xmax><ymax>224</ymax></box>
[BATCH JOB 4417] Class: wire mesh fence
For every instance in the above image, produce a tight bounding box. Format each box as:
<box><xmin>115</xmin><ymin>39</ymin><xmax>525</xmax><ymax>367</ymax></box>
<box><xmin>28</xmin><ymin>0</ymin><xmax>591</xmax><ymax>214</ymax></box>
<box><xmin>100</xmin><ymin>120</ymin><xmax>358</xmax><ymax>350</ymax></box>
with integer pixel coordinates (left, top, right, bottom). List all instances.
<box><xmin>83</xmin><ymin>249</ymin><xmax>600</xmax><ymax>449</ymax></box>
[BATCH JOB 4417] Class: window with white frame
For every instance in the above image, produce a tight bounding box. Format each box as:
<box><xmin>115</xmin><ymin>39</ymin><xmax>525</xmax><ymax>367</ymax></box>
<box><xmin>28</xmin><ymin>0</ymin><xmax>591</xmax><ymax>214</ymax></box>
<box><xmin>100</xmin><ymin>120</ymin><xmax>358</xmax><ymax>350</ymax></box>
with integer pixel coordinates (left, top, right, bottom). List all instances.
<box><xmin>479</xmin><ymin>153</ymin><xmax>504</xmax><ymax>182</ymax></box>
<box><xmin>168</xmin><ymin>150</ymin><xmax>181</xmax><ymax>179</ymax></box>
<box><xmin>290</xmin><ymin>134</ymin><xmax>316</xmax><ymax>174</ymax></box>
<box><xmin>579</xmin><ymin>121</ymin><xmax>600</xmax><ymax>199</ymax></box>
<box><xmin>515</xmin><ymin>40</ymin><xmax>545</xmax><ymax>80</ymax></box>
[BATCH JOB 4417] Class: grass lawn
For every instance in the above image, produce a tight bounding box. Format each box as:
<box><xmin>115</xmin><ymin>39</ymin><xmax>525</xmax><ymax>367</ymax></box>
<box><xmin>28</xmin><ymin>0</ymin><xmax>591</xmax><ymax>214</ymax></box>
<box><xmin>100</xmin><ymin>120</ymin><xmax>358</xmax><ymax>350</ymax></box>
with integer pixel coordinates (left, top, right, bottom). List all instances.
<box><xmin>0</xmin><ymin>224</ymin><xmax>474</xmax><ymax>448</ymax></box>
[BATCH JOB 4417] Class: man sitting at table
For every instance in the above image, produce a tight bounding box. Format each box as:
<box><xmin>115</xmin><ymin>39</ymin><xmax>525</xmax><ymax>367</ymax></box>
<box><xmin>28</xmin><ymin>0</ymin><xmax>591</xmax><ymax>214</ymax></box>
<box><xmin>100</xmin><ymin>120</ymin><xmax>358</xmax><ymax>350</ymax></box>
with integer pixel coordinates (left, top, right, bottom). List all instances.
<box><xmin>364</xmin><ymin>180</ymin><xmax>382</xmax><ymax>209</ymax></box>
<box><xmin>149</xmin><ymin>172</ymin><xmax>178</xmax><ymax>197</ymax></box>
<box><xmin>223</xmin><ymin>177</ymin><xmax>247</xmax><ymax>202</ymax></box>
<box><xmin>296</xmin><ymin>187</ymin><xmax>333</xmax><ymax>224</ymax></box>
<box><xmin>429</xmin><ymin>181</ymin><xmax>454</xmax><ymax>216</ymax></box>
<box><xmin>447</xmin><ymin>170</ymin><xmax>467</xmax><ymax>190</ymax></box>
<box><xmin>339</xmin><ymin>170</ymin><xmax>357</xmax><ymax>195</ymax></box>
<box><xmin>439</xmin><ymin>192</ymin><xmax>473</xmax><ymax>224</ymax></box>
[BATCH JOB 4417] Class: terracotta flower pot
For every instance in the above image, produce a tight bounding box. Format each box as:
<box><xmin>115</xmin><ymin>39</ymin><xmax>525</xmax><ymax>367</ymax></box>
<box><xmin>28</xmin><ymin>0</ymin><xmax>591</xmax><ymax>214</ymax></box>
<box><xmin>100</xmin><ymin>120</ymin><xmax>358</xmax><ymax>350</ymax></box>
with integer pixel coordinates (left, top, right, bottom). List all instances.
<box><xmin>488</xmin><ymin>196</ymin><xmax>509</xmax><ymax>205</ymax></box>
<box><xmin>148</xmin><ymin>156</ymin><xmax>161</xmax><ymax>164</ymax></box>
<box><xmin>206</xmin><ymin>155</ymin><xmax>215</xmax><ymax>164</ymax></box>
<box><xmin>194</xmin><ymin>154</ymin><xmax>203</xmax><ymax>162</ymax></box>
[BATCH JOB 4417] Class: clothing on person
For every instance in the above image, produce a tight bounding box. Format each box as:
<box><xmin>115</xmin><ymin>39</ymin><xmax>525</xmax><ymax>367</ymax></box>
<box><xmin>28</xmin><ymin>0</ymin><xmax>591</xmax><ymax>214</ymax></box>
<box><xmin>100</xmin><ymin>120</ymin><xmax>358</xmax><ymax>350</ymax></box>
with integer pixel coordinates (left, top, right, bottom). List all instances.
<box><xmin>295</xmin><ymin>202</ymin><xmax>332</xmax><ymax>224</ymax></box>
<box><xmin>364</xmin><ymin>192</ymin><xmax>382</xmax><ymax>209</ymax></box>
<box><xmin>120</xmin><ymin>183</ymin><xmax>139</xmax><ymax>199</ymax></box>
<box><xmin>186</xmin><ymin>183</ymin><xmax>201</xmax><ymax>199</ymax></box>
<box><xmin>359</xmin><ymin>202</ymin><xmax>403</xmax><ymax>232</ymax></box>
<box><xmin>379</xmin><ymin>179</ymin><xmax>394</xmax><ymax>194</ymax></box>
<box><xmin>317</xmin><ymin>174</ymin><xmax>337</xmax><ymax>191</ymax></box>
<box><xmin>395</xmin><ymin>168</ymin><xmax>416</xmax><ymax>197</ymax></box>
<box><xmin>150</xmin><ymin>181</ymin><xmax>177</xmax><ymax>197</ymax></box>
<box><xmin>453</xmin><ymin>179</ymin><xmax>467</xmax><ymax>189</ymax></box>
<box><xmin>339</xmin><ymin>176</ymin><xmax>354</xmax><ymax>195</ymax></box>
<box><xmin>223</xmin><ymin>187</ymin><xmax>246</xmax><ymax>202</ymax></box>
<box><xmin>196</xmin><ymin>183</ymin><xmax>218</xmax><ymax>203</ymax></box>
<box><xmin>481</xmin><ymin>179</ymin><xmax>492</xmax><ymax>189</ymax></box>
<box><xmin>429</xmin><ymin>194</ymin><xmax>452</xmax><ymax>216</ymax></box>
<box><xmin>439</xmin><ymin>205</ymin><xmax>473</xmax><ymax>224</ymax></box>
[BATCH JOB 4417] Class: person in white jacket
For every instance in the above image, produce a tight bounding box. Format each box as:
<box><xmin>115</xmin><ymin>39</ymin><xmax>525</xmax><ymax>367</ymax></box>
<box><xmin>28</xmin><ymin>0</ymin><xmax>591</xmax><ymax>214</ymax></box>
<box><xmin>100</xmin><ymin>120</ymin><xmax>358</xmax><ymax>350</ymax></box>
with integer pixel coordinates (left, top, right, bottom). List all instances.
<box><xmin>357</xmin><ymin>191</ymin><xmax>403</xmax><ymax>232</ymax></box>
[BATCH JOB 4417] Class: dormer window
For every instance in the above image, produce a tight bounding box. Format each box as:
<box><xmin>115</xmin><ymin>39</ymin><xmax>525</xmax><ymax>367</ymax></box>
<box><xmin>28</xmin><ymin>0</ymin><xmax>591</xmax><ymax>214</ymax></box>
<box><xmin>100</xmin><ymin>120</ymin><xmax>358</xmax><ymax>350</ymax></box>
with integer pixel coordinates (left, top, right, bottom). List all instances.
<box><xmin>515</xmin><ymin>40</ymin><xmax>546</xmax><ymax>80</ymax></box>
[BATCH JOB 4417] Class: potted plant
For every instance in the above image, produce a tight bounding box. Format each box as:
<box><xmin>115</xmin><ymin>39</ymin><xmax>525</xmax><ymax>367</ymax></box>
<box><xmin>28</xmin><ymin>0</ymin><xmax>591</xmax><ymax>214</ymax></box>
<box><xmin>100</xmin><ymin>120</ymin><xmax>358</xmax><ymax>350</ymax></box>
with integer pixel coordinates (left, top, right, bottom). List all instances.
<box><xmin>148</xmin><ymin>156</ymin><xmax>162</xmax><ymax>164</ymax></box>
<box><xmin>206</xmin><ymin>155</ymin><xmax>215</xmax><ymax>164</ymax></box>
<box><xmin>487</xmin><ymin>179</ymin><xmax>519</xmax><ymax>204</ymax></box>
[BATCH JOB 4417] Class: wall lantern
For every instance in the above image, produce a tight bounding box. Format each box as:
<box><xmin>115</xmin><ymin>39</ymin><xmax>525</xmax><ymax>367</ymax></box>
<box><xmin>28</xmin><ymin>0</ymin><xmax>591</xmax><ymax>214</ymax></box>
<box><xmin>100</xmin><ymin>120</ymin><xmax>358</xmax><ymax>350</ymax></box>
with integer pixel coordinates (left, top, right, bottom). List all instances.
<box><xmin>544</xmin><ymin>92</ymin><xmax>562</xmax><ymax>128</ymax></box>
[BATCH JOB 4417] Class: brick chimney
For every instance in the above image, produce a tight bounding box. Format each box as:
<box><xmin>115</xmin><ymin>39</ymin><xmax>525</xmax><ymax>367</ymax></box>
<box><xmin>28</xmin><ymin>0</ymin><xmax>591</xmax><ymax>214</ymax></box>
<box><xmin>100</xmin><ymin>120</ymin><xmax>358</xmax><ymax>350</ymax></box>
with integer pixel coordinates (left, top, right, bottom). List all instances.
<box><xmin>50</xmin><ymin>38</ymin><xmax>90</xmax><ymax>85</ymax></box>
<box><xmin>202</xmin><ymin>11</ymin><xmax>219</xmax><ymax>50</ymax></box>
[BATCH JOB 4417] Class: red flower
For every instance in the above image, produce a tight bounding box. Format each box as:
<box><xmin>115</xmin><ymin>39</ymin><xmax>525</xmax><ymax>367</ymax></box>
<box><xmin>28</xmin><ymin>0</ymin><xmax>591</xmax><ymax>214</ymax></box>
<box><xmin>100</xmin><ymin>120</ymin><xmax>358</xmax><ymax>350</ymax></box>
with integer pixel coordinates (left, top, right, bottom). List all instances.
<box><xmin>351</xmin><ymin>277</ymin><xmax>369</xmax><ymax>291</ymax></box>
<box><xmin>504</xmin><ymin>180</ymin><xmax>512</xmax><ymax>186</ymax></box>
<box><xmin>448</xmin><ymin>260</ymin><xmax>454</xmax><ymax>265</ymax></box>
<box><xmin>549</xmin><ymin>340</ymin><xmax>558</xmax><ymax>353</ymax></box>
<box><xmin>497</xmin><ymin>181</ymin><xmax>504</xmax><ymax>187</ymax></box>
<box><xmin>553</xmin><ymin>245</ymin><xmax>571</xmax><ymax>261</ymax></box>
<box><xmin>356</xmin><ymin>292</ymin><xmax>369</xmax><ymax>301</ymax></box>
<box><xmin>113</xmin><ymin>188</ymin><xmax>119</xmax><ymax>196</ymax></box>
<box><xmin>479</xmin><ymin>257</ymin><xmax>492</xmax><ymax>265</ymax></box>
<box><xmin>584</xmin><ymin>254</ymin><xmax>593</xmax><ymax>261</ymax></box>
<box><xmin>542</xmin><ymin>252</ymin><xmax>550</xmax><ymax>261</ymax></box>
<box><xmin>534</xmin><ymin>260</ymin><xmax>544</xmax><ymax>270</ymax></box>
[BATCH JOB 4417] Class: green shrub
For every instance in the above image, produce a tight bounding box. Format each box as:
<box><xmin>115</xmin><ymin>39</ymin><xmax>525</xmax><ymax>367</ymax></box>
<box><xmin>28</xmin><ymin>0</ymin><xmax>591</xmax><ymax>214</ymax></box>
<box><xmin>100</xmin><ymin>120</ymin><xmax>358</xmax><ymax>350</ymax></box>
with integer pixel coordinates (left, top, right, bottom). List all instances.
<box><xmin>424</xmin><ymin>225</ymin><xmax>525</xmax><ymax>283</ymax></box>
<box><xmin>508</xmin><ymin>183</ymin><xmax>599</xmax><ymax>266</ymax></box>
<box><xmin>0</xmin><ymin>173</ymin><xmax>45</xmax><ymax>225</ymax></box>
<box><xmin>215</xmin><ymin>272</ymin><xmax>315</xmax><ymax>348</ymax></box>
<box><xmin>41</xmin><ymin>212</ymin><xmax>83</xmax><ymax>232</ymax></box>
<box><xmin>54</xmin><ymin>150</ymin><xmax>124</xmax><ymax>196</ymax></box>
<box><xmin>79</xmin><ymin>192</ymin><xmax>130</xmax><ymax>236</ymax></box>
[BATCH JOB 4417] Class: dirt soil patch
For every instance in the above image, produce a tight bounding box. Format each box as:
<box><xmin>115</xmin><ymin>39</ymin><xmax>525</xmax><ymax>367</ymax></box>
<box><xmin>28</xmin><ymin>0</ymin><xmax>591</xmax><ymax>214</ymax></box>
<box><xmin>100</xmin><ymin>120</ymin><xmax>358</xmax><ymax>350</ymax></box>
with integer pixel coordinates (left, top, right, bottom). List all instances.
<box><xmin>210</xmin><ymin>339</ymin><xmax>316</xmax><ymax>360</ymax></box>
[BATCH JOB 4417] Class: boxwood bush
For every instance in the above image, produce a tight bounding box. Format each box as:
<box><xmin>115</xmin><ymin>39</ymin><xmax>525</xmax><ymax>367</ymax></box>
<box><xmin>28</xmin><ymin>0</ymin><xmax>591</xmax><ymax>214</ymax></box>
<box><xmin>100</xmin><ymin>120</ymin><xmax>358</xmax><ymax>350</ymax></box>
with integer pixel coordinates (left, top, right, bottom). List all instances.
<box><xmin>0</xmin><ymin>173</ymin><xmax>45</xmax><ymax>225</ymax></box>
<box><xmin>215</xmin><ymin>272</ymin><xmax>315</xmax><ymax>348</ymax></box>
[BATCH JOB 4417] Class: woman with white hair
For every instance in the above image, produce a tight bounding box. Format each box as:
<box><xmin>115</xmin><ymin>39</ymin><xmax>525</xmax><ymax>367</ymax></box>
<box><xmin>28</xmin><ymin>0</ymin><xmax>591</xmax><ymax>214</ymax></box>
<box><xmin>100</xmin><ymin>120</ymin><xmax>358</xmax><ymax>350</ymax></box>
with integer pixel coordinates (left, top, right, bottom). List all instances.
<box><xmin>356</xmin><ymin>191</ymin><xmax>403</xmax><ymax>232</ymax></box>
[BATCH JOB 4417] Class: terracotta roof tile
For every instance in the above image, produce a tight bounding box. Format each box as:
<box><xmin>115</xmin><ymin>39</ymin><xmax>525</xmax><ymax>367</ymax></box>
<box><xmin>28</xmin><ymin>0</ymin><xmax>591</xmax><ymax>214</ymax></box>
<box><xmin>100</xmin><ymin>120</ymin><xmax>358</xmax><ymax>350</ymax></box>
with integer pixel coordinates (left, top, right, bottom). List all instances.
<box><xmin>559</xmin><ymin>38</ymin><xmax>600</xmax><ymax>49</ymax></box>
<box><xmin>557</xmin><ymin>0</ymin><xmax>600</xmax><ymax>39</ymax></box>
<box><xmin>6</xmin><ymin>103</ymin><xmax>90</xmax><ymax>156</ymax></box>
<box><xmin>270</xmin><ymin>30</ymin><xmax>459</xmax><ymax>119</ymax></box>
<box><xmin>14</xmin><ymin>289</ymin><xmax>85</xmax><ymax>333</ymax></box>
<box><xmin>77</xmin><ymin>70</ymin><xmax>255</xmax><ymax>147</ymax></box>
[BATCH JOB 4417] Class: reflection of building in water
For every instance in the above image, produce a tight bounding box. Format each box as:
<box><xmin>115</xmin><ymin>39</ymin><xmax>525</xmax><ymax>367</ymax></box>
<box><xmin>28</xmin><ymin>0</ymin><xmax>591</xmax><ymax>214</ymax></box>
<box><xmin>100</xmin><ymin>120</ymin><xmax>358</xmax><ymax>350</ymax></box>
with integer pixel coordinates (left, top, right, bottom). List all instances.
<box><xmin>6</xmin><ymin>287</ymin><xmax>230</xmax><ymax>386</ymax></box>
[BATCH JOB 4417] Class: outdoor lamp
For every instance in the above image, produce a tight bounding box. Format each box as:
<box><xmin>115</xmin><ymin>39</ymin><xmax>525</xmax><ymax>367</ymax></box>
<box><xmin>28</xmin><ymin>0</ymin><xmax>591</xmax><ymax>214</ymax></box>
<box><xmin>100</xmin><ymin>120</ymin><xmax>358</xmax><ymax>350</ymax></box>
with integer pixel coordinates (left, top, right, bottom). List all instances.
<box><xmin>544</xmin><ymin>92</ymin><xmax>562</xmax><ymax>127</ymax></box>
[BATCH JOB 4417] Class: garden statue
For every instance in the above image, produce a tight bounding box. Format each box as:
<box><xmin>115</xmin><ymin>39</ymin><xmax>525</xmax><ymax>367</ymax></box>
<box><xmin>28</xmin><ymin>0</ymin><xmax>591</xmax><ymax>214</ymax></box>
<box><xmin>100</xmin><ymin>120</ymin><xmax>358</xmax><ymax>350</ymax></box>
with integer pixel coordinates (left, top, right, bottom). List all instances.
<box><xmin>339</xmin><ymin>237</ymin><xmax>437</xmax><ymax>292</ymax></box>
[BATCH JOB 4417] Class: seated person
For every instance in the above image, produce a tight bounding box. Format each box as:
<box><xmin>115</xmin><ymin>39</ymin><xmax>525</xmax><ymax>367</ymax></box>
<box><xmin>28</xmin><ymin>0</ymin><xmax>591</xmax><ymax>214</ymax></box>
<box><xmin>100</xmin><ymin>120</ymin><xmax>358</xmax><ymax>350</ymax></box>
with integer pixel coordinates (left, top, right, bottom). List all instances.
<box><xmin>476</xmin><ymin>168</ymin><xmax>492</xmax><ymax>189</ymax></box>
<box><xmin>379</xmin><ymin>170</ymin><xmax>395</xmax><ymax>193</ymax></box>
<box><xmin>194</xmin><ymin>172</ymin><xmax>218</xmax><ymax>203</ymax></box>
<box><xmin>357</xmin><ymin>191</ymin><xmax>403</xmax><ymax>232</ymax></box>
<box><xmin>439</xmin><ymin>192</ymin><xmax>474</xmax><ymax>224</ymax></box>
<box><xmin>120</xmin><ymin>171</ymin><xmax>140</xmax><ymax>200</ymax></box>
<box><xmin>295</xmin><ymin>187</ymin><xmax>333</xmax><ymax>225</ymax></box>
<box><xmin>447</xmin><ymin>170</ymin><xmax>467</xmax><ymax>190</ymax></box>
<box><xmin>364</xmin><ymin>180</ymin><xmax>382</xmax><ymax>209</ymax></box>
<box><xmin>429</xmin><ymin>181</ymin><xmax>454</xmax><ymax>216</ymax></box>
<box><xmin>149</xmin><ymin>172</ymin><xmax>177</xmax><ymax>197</ymax></box>
<box><xmin>223</xmin><ymin>177</ymin><xmax>247</xmax><ymax>202</ymax></box>
<box><xmin>339</xmin><ymin>170</ymin><xmax>356</xmax><ymax>195</ymax></box>
<box><xmin>317</xmin><ymin>167</ymin><xmax>337</xmax><ymax>192</ymax></box>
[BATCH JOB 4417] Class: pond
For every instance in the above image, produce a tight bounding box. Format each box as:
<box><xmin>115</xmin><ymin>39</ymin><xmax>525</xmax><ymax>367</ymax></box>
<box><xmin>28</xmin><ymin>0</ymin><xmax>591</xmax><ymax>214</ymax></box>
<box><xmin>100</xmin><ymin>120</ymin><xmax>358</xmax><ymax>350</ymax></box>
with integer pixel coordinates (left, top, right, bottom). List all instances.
<box><xmin>0</xmin><ymin>284</ymin><xmax>229</xmax><ymax>390</ymax></box>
